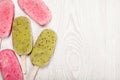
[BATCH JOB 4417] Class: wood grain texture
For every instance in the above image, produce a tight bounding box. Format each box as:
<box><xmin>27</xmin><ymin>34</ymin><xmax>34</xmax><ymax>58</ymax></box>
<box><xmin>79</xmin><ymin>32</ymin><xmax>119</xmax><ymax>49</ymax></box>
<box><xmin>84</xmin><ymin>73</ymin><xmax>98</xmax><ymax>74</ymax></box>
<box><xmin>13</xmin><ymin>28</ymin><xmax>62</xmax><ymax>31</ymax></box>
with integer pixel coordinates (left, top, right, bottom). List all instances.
<box><xmin>1</xmin><ymin>0</ymin><xmax>120</xmax><ymax>80</ymax></box>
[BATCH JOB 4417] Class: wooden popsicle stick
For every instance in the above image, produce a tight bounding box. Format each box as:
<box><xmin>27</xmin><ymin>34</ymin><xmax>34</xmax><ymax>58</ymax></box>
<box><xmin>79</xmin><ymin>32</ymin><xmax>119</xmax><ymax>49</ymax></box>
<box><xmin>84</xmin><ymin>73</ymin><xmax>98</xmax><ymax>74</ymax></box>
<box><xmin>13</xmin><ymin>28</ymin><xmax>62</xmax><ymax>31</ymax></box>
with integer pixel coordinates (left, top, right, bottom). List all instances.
<box><xmin>28</xmin><ymin>66</ymin><xmax>39</xmax><ymax>80</ymax></box>
<box><xmin>21</xmin><ymin>55</ymin><xmax>26</xmax><ymax>74</ymax></box>
<box><xmin>0</xmin><ymin>71</ymin><xmax>3</xmax><ymax>80</ymax></box>
<box><xmin>23</xmin><ymin>74</ymin><xmax>26</xmax><ymax>80</ymax></box>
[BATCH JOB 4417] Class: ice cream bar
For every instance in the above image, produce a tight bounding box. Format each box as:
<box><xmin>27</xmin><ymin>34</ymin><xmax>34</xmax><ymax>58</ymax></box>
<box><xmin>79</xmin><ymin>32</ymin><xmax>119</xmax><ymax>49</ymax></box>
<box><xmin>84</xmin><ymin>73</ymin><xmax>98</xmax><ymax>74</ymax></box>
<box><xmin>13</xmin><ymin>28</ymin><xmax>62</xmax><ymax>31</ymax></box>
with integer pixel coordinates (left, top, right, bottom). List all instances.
<box><xmin>31</xmin><ymin>29</ymin><xmax>57</xmax><ymax>66</ymax></box>
<box><xmin>29</xmin><ymin>29</ymin><xmax>57</xmax><ymax>80</ymax></box>
<box><xmin>0</xmin><ymin>0</ymin><xmax>14</xmax><ymax>38</ymax></box>
<box><xmin>12</xmin><ymin>16</ymin><xmax>32</xmax><ymax>74</ymax></box>
<box><xmin>12</xmin><ymin>16</ymin><xmax>32</xmax><ymax>55</ymax></box>
<box><xmin>0</xmin><ymin>49</ymin><xmax>23</xmax><ymax>80</ymax></box>
<box><xmin>18</xmin><ymin>0</ymin><xmax>52</xmax><ymax>26</ymax></box>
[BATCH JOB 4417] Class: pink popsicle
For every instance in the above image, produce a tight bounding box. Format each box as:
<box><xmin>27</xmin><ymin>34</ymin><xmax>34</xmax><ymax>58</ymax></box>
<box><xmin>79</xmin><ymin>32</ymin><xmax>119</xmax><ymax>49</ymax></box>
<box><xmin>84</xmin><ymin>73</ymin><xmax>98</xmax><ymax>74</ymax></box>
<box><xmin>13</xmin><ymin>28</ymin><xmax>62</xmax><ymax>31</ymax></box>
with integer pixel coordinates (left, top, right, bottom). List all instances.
<box><xmin>18</xmin><ymin>0</ymin><xmax>52</xmax><ymax>26</ymax></box>
<box><xmin>0</xmin><ymin>49</ymin><xmax>23</xmax><ymax>80</ymax></box>
<box><xmin>0</xmin><ymin>0</ymin><xmax>14</xmax><ymax>38</ymax></box>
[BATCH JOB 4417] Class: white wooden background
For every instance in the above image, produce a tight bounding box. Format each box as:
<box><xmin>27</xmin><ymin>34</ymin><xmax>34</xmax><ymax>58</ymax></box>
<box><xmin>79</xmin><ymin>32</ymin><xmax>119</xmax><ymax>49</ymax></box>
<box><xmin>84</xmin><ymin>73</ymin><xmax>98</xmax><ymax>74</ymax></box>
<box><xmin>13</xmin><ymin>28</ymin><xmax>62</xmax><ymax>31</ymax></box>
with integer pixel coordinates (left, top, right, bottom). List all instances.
<box><xmin>1</xmin><ymin>0</ymin><xmax>120</xmax><ymax>80</ymax></box>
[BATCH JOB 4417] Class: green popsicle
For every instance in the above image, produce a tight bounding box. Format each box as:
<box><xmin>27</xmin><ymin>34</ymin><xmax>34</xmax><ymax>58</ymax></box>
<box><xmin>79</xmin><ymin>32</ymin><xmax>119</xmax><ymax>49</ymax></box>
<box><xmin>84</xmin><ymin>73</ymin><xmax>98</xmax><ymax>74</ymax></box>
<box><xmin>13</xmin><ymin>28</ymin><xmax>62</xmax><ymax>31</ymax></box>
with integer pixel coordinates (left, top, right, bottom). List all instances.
<box><xmin>29</xmin><ymin>29</ymin><xmax>57</xmax><ymax>80</ymax></box>
<box><xmin>12</xmin><ymin>16</ymin><xmax>32</xmax><ymax>74</ymax></box>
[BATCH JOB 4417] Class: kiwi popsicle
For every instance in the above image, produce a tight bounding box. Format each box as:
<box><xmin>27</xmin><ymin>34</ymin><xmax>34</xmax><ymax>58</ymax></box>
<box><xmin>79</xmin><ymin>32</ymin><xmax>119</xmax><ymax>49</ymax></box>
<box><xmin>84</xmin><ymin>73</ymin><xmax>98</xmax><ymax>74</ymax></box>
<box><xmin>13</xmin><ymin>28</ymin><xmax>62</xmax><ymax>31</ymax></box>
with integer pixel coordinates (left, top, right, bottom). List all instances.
<box><xmin>12</xmin><ymin>16</ymin><xmax>32</xmax><ymax>74</ymax></box>
<box><xmin>29</xmin><ymin>29</ymin><xmax>57</xmax><ymax>80</ymax></box>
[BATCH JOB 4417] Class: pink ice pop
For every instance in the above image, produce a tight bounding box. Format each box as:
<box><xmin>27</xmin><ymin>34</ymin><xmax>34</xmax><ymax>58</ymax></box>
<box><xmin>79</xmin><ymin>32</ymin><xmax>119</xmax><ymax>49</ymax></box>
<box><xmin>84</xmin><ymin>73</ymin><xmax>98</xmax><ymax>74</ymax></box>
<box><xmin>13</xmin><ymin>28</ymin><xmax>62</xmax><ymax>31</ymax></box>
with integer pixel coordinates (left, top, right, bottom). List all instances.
<box><xmin>0</xmin><ymin>0</ymin><xmax>14</xmax><ymax>38</ymax></box>
<box><xmin>0</xmin><ymin>49</ymin><xmax>23</xmax><ymax>80</ymax></box>
<box><xmin>18</xmin><ymin>0</ymin><xmax>52</xmax><ymax>26</ymax></box>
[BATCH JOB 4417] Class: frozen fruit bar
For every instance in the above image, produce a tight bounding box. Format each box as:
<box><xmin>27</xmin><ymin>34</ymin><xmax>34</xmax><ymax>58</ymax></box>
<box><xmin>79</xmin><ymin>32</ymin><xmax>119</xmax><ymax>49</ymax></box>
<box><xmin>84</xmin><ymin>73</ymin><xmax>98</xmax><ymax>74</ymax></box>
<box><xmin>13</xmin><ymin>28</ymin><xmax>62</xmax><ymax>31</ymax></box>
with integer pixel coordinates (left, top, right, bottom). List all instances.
<box><xmin>0</xmin><ymin>49</ymin><xmax>23</xmax><ymax>80</ymax></box>
<box><xmin>18</xmin><ymin>0</ymin><xmax>51</xmax><ymax>26</ymax></box>
<box><xmin>0</xmin><ymin>0</ymin><xmax>14</xmax><ymax>38</ymax></box>
<box><xmin>12</xmin><ymin>16</ymin><xmax>32</xmax><ymax>56</ymax></box>
<box><xmin>28</xmin><ymin>29</ymin><xmax>57</xmax><ymax>80</ymax></box>
<box><xmin>12</xmin><ymin>16</ymin><xmax>32</xmax><ymax>74</ymax></box>
<box><xmin>30</xmin><ymin>29</ymin><xmax>57</xmax><ymax>67</ymax></box>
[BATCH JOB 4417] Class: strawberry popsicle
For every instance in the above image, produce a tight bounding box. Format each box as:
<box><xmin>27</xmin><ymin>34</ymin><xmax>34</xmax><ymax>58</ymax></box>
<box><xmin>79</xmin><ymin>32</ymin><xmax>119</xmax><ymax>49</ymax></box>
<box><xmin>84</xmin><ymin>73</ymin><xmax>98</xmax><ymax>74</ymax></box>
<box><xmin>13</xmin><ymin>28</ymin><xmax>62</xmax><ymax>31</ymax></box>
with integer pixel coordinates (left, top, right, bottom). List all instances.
<box><xmin>0</xmin><ymin>49</ymin><xmax>23</xmax><ymax>80</ymax></box>
<box><xmin>0</xmin><ymin>0</ymin><xmax>14</xmax><ymax>44</ymax></box>
<box><xmin>18</xmin><ymin>0</ymin><xmax>52</xmax><ymax>26</ymax></box>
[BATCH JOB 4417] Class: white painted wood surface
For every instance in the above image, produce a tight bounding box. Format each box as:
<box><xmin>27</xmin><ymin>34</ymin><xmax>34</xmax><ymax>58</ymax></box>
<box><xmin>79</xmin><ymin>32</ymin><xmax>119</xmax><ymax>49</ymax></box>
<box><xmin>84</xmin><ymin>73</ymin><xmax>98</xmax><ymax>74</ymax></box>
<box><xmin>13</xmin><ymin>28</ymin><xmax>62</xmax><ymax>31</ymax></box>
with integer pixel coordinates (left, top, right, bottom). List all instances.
<box><xmin>1</xmin><ymin>0</ymin><xmax>120</xmax><ymax>80</ymax></box>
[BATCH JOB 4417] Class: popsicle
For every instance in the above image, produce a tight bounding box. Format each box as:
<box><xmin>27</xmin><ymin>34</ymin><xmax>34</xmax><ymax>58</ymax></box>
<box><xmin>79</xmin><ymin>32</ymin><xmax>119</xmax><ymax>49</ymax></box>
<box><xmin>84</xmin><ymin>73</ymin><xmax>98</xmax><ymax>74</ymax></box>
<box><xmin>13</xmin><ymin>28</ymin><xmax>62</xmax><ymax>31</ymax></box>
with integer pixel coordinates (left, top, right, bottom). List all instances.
<box><xmin>18</xmin><ymin>0</ymin><xmax>52</xmax><ymax>26</ymax></box>
<box><xmin>12</xmin><ymin>16</ymin><xmax>32</xmax><ymax>74</ymax></box>
<box><xmin>0</xmin><ymin>49</ymin><xmax>23</xmax><ymax>80</ymax></box>
<box><xmin>0</xmin><ymin>0</ymin><xmax>14</xmax><ymax>45</ymax></box>
<box><xmin>29</xmin><ymin>29</ymin><xmax>57</xmax><ymax>80</ymax></box>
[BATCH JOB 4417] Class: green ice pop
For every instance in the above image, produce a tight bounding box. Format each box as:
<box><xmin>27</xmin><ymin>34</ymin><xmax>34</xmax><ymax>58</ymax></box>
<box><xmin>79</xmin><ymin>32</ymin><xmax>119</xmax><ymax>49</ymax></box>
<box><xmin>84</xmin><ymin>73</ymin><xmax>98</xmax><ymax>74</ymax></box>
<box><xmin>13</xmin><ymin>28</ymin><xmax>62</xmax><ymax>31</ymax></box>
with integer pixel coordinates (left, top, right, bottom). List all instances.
<box><xmin>12</xmin><ymin>16</ymin><xmax>32</xmax><ymax>74</ymax></box>
<box><xmin>29</xmin><ymin>29</ymin><xmax>57</xmax><ymax>80</ymax></box>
